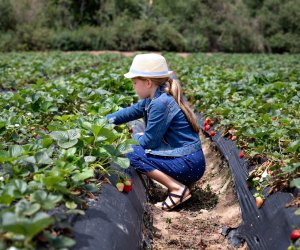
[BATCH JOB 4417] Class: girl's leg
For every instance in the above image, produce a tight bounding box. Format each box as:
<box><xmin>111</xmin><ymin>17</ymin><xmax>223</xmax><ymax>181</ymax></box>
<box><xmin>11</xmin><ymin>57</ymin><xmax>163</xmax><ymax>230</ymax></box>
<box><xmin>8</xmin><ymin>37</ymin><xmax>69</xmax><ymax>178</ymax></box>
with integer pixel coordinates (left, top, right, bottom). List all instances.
<box><xmin>146</xmin><ymin>169</ymin><xmax>191</xmax><ymax>208</ymax></box>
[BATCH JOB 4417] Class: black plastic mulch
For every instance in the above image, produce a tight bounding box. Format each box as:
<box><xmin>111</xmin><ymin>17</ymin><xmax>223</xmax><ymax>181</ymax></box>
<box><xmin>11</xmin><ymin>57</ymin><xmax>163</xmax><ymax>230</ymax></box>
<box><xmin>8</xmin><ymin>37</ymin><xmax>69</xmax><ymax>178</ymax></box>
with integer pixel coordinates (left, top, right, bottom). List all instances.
<box><xmin>196</xmin><ymin>113</ymin><xmax>300</xmax><ymax>250</ymax></box>
<box><xmin>71</xmin><ymin>164</ymin><xmax>148</xmax><ymax>250</ymax></box>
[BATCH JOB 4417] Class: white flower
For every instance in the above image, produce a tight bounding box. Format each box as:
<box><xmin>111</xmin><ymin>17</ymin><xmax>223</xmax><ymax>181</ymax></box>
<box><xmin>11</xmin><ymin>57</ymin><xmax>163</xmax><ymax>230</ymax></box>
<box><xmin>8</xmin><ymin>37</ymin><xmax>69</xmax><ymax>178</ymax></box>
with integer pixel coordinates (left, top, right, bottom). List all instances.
<box><xmin>14</xmin><ymin>124</ymin><xmax>20</xmax><ymax>127</ymax></box>
<box><xmin>0</xmin><ymin>176</ymin><xmax>4</xmax><ymax>181</ymax></box>
<box><xmin>26</xmin><ymin>112</ymin><xmax>32</xmax><ymax>116</ymax></box>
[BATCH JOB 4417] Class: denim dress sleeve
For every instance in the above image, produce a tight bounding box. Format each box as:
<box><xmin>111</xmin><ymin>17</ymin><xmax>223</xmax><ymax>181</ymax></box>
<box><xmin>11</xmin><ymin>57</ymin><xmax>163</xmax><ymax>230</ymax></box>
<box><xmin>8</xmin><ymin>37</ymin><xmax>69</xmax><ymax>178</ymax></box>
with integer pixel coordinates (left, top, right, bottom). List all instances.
<box><xmin>105</xmin><ymin>99</ymin><xmax>147</xmax><ymax>125</ymax></box>
<box><xmin>134</xmin><ymin>98</ymin><xmax>173</xmax><ymax>149</ymax></box>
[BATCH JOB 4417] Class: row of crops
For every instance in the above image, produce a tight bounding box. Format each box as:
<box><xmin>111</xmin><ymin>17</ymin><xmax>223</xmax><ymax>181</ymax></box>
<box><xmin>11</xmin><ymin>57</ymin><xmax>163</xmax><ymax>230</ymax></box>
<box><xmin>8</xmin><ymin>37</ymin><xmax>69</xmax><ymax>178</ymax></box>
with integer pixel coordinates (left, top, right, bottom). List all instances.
<box><xmin>0</xmin><ymin>52</ymin><xmax>299</xmax><ymax>249</ymax></box>
<box><xmin>0</xmin><ymin>52</ymin><xmax>137</xmax><ymax>249</ymax></box>
<box><xmin>171</xmin><ymin>53</ymin><xmax>300</xmax><ymax>201</ymax></box>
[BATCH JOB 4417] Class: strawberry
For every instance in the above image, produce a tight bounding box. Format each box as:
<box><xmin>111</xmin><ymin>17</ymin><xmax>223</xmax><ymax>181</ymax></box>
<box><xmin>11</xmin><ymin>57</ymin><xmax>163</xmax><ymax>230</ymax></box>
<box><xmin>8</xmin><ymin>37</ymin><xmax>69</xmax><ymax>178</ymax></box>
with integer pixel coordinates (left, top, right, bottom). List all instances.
<box><xmin>123</xmin><ymin>179</ymin><xmax>133</xmax><ymax>193</ymax></box>
<box><xmin>204</xmin><ymin>124</ymin><xmax>210</xmax><ymax>131</ymax></box>
<box><xmin>290</xmin><ymin>229</ymin><xmax>300</xmax><ymax>241</ymax></box>
<box><xmin>116</xmin><ymin>182</ymin><xmax>124</xmax><ymax>192</ymax></box>
<box><xmin>206</xmin><ymin>118</ymin><xmax>212</xmax><ymax>125</ymax></box>
<box><xmin>271</xmin><ymin>117</ymin><xmax>277</xmax><ymax>121</ymax></box>
<box><xmin>231</xmin><ymin>135</ymin><xmax>237</xmax><ymax>141</ymax></box>
<box><xmin>239</xmin><ymin>152</ymin><xmax>245</xmax><ymax>158</ymax></box>
<box><xmin>256</xmin><ymin>196</ymin><xmax>264</xmax><ymax>208</ymax></box>
<box><xmin>209</xmin><ymin>131</ymin><xmax>215</xmax><ymax>136</ymax></box>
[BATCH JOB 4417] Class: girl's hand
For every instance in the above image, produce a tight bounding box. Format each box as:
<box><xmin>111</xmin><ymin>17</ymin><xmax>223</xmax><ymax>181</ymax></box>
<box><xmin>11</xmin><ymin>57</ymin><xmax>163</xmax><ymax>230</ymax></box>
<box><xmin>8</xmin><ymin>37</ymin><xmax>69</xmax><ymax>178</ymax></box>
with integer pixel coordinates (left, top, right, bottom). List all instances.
<box><xmin>137</xmin><ymin>132</ymin><xmax>144</xmax><ymax>136</ymax></box>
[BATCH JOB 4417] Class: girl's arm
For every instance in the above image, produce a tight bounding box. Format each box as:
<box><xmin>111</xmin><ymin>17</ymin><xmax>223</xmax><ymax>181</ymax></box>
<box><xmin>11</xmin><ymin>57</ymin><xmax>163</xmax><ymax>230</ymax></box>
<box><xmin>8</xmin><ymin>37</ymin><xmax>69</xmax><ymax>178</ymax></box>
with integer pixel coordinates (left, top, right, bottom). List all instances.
<box><xmin>106</xmin><ymin>99</ymin><xmax>148</xmax><ymax>125</ymax></box>
<box><xmin>134</xmin><ymin>99</ymin><xmax>173</xmax><ymax>149</ymax></box>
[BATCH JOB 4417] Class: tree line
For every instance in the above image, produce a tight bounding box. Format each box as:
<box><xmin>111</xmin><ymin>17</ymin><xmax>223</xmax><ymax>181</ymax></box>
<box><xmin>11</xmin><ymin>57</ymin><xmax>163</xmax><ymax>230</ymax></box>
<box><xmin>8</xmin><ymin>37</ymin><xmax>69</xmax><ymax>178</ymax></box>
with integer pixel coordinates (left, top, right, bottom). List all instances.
<box><xmin>0</xmin><ymin>0</ymin><xmax>299</xmax><ymax>53</ymax></box>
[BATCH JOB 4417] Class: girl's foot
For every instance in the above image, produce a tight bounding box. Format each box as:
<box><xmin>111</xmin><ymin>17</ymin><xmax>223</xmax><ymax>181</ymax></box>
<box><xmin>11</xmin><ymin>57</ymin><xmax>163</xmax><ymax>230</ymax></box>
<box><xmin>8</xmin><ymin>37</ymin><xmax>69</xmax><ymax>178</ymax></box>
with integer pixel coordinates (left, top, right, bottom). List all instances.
<box><xmin>155</xmin><ymin>186</ymin><xmax>191</xmax><ymax>211</ymax></box>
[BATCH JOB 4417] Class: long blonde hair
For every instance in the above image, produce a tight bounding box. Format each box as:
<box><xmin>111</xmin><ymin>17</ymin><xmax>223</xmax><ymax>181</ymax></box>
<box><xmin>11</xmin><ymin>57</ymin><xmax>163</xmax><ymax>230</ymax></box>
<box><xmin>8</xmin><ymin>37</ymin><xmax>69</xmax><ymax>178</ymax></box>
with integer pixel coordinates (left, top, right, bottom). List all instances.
<box><xmin>137</xmin><ymin>77</ymin><xmax>199</xmax><ymax>133</ymax></box>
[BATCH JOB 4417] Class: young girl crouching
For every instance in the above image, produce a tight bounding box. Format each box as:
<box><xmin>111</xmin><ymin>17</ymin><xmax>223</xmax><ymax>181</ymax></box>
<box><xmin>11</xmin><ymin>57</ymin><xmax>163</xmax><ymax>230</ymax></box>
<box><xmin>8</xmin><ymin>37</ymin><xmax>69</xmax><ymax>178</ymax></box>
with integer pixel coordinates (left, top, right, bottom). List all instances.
<box><xmin>106</xmin><ymin>53</ymin><xmax>206</xmax><ymax>210</ymax></box>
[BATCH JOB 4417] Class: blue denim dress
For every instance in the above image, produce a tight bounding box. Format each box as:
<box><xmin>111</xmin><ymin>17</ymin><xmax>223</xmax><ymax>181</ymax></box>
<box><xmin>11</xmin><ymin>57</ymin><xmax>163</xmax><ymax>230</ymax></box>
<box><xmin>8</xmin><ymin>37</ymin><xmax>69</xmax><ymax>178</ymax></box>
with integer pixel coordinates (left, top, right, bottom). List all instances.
<box><xmin>127</xmin><ymin>145</ymin><xmax>205</xmax><ymax>185</ymax></box>
<box><xmin>106</xmin><ymin>84</ymin><xmax>206</xmax><ymax>184</ymax></box>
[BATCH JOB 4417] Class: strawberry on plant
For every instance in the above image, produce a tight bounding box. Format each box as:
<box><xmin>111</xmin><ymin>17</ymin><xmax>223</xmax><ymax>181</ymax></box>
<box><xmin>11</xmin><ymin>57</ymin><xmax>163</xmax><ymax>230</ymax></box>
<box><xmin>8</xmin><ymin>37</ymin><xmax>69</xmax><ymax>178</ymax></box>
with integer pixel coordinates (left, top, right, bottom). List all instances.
<box><xmin>204</xmin><ymin>125</ymin><xmax>210</xmax><ymax>131</ymax></box>
<box><xmin>239</xmin><ymin>152</ymin><xmax>245</xmax><ymax>158</ymax></box>
<box><xmin>123</xmin><ymin>179</ymin><xmax>133</xmax><ymax>193</ymax></box>
<box><xmin>116</xmin><ymin>182</ymin><xmax>124</xmax><ymax>192</ymax></box>
<box><xmin>256</xmin><ymin>196</ymin><xmax>264</xmax><ymax>208</ymax></box>
<box><xmin>209</xmin><ymin>131</ymin><xmax>215</xmax><ymax>136</ymax></box>
<box><xmin>291</xmin><ymin>229</ymin><xmax>300</xmax><ymax>241</ymax></box>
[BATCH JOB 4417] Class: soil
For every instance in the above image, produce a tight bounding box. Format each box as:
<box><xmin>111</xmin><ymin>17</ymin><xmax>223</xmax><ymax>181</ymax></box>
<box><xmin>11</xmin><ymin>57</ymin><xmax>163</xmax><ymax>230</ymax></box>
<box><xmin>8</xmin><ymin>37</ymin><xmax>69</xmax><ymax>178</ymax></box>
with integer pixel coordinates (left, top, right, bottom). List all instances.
<box><xmin>147</xmin><ymin>131</ymin><xmax>247</xmax><ymax>250</ymax></box>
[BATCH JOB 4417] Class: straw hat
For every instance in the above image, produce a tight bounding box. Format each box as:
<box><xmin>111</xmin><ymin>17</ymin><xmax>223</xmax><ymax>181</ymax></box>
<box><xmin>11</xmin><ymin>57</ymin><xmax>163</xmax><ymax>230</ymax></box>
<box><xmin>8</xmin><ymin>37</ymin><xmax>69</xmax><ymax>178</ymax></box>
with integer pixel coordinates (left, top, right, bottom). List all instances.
<box><xmin>124</xmin><ymin>53</ymin><xmax>173</xmax><ymax>79</ymax></box>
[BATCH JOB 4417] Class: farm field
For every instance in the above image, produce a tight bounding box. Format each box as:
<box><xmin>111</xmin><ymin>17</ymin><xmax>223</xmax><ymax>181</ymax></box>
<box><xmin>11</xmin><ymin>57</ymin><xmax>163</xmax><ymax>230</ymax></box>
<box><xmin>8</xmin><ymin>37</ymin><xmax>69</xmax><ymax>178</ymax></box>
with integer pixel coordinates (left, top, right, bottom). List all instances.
<box><xmin>0</xmin><ymin>52</ymin><xmax>299</xmax><ymax>249</ymax></box>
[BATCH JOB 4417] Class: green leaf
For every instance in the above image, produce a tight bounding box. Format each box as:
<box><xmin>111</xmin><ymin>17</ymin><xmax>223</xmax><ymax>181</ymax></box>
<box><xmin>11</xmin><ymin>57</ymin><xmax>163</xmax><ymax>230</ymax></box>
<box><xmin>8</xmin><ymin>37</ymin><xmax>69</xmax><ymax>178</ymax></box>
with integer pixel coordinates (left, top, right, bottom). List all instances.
<box><xmin>58</xmin><ymin>139</ymin><xmax>78</xmax><ymax>149</ymax></box>
<box><xmin>284</xmin><ymin>140</ymin><xmax>300</xmax><ymax>153</ymax></box>
<box><xmin>104</xmin><ymin>145</ymin><xmax>118</xmax><ymax>156</ymax></box>
<box><xmin>84</xmin><ymin>156</ymin><xmax>96</xmax><ymax>163</ymax></box>
<box><xmin>50</xmin><ymin>131</ymin><xmax>68</xmax><ymax>141</ymax></box>
<box><xmin>16</xmin><ymin>200</ymin><xmax>41</xmax><ymax>216</ymax></box>
<box><xmin>290</xmin><ymin>178</ymin><xmax>300</xmax><ymax>189</ymax></box>
<box><xmin>12</xmin><ymin>179</ymin><xmax>27</xmax><ymax>194</ymax></box>
<box><xmin>67</xmin><ymin>129</ymin><xmax>81</xmax><ymax>140</ymax></box>
<box><xmin>42</xmin><ymin>137</ymin><xmax>53</xmax><ymax>148</ymax></box>
<box><xmin>2</xmin><ymin>212</ymin><xmax>54</xmax><ymax>240</ymax></box>
<box><xmin>113</xmin><ymin>157</ymin><xmax>130</xmax><ymax>169</ymax></box>
<box><xmin>35</xmin><ymin>151</ymin><xmax>53</xmax><ymax>165</ymax></box>
<box><xmin>30</xmin><ymin>190</ymin><xmax>62</xmax><ymax>210</ymax></box>
<box><xmin>72</xmin><ymin>169</ymin><xmax>94</xmax><ymax>182</ymax></box>
<box><xmin>0</xmin><ymin>194</ymin><xmax>15</xmax><ymax>205</ymax></box>
<box><xmin>65</xmin><ymin>201</ymin><xmax>77</xmax><ymax>209</ymax></box>
<box><xmin>295</xmin><ymin>208</ymin><xmax>300</xmax><ymax>216</ymax></box>
<box><xmin>9</xmin><ymin>145</ymin><xmax>25</xmax><ymax>157</ymax></box>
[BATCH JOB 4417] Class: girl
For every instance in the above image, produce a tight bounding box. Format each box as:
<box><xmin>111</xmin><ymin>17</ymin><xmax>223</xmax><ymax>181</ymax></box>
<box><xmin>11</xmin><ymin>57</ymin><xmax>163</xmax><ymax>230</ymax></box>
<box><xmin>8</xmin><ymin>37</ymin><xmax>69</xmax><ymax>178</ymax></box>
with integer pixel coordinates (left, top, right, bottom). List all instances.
<box><xmin>106</xmin><ymin>53</ymin><xmax>206</xmax><ymax>211</ymax></box>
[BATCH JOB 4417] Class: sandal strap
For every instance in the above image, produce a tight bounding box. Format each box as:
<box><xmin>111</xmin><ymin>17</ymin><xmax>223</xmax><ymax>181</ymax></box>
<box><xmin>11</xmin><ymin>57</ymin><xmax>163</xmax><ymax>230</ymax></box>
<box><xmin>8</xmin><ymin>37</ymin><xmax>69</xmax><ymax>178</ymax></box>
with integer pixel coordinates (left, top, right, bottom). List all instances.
<box><xmin>168</xmin><ymin>193</ymin><xmax>177</xmax><ymax>206</ymax></box>
<box><xmin>162</xmin><ymin>200</ymin><xmax>171</xmax><ymax>210</ymax></box>
<box><xmin>168</xmin><ymin>186</ymin><xmax>189</xmax><ymax>203</ymax></box>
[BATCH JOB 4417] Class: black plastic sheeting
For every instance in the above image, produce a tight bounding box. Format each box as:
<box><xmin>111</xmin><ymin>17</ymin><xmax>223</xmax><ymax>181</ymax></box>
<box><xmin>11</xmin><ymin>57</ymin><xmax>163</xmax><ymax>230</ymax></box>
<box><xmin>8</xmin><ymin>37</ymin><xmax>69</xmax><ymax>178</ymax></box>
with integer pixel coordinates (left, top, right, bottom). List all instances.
<box><xmin>197</xmin><ymin>113</ymin><xmax>300</xmax><ymax>250</ymax></box>
<box><xmin>71</xmin><ymin>163</ymin><xmax>147</xmax><ymax>250</ymax></box>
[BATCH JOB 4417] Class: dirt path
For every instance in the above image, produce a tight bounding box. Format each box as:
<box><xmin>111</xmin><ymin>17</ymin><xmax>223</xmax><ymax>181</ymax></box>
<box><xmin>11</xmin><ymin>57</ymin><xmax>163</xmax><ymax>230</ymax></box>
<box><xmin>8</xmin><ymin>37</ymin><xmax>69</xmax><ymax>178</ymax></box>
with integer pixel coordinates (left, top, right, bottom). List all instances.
<box><xmin>148</xmin><ymin>131</ymin><xmax>246</xmax><ymax>250</ymax></box>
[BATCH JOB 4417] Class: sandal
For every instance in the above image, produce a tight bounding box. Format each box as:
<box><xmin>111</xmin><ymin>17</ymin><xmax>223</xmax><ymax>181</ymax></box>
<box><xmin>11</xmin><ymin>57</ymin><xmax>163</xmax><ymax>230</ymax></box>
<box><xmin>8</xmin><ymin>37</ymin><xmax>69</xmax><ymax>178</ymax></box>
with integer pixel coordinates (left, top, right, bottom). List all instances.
<box><xmin>156</xmin><ymin>186</ymin><xmax>191</xmax><ymax>211</ymax></box>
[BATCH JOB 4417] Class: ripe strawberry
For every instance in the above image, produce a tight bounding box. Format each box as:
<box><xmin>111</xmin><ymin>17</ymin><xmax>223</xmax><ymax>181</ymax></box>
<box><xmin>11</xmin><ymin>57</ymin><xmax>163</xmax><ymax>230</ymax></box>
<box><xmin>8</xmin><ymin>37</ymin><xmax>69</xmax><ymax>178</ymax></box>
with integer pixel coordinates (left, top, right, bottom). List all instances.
<box><xmin>206</xmin><ymin>118</ymin><xmax>212</xmax><ymax>125</ymax></box>
<box><xmin>123</xmin><ymin>179</ymin><xmax>133</xmax><ymax>193</ymax></box>
<box><xmin>271</xmin><ymin>117</ymin><xmax>277</xmax><ymax>121</ymax></box>
<box><xmin>204</xmin><ymin>125</ymin><xmax>210</xmax><ymax>131</ymax></box>
<box><xmin>116</xmin><ymin>182</ymin><xmax>124</xmax><ymax>192</ymax></box>
<box><xmin>256</xmin><ymin>197</ymin><xmax>264</xmax><ymax>208</ymax></box>
<box><xmin>239</xmin><ymin>152</ymin><xmax>245</xmax><ymax>158</ymax></box>
<box><xmin>290</xmin><ymin>229</ymin><xmax>300</xmax><ymax>241</ymax></box>
<box><xmin>209</xmin><ymin>131</ymin><xmax>215</xmax><ymax>136</ymax></box>
<box><xmin>231</xmin><ymin>135</ymin><xmax>237</xmax><ymax>141</ymax></box>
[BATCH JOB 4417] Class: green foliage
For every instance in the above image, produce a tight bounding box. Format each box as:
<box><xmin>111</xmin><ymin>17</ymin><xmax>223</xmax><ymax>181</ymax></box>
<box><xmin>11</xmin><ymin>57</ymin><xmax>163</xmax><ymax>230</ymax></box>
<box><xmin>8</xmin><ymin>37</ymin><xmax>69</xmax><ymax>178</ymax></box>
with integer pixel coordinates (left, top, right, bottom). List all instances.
<box><xmin>0</xmin><ymin>0</ymin><xmax>298</xmax><ymax>52</ymax></box>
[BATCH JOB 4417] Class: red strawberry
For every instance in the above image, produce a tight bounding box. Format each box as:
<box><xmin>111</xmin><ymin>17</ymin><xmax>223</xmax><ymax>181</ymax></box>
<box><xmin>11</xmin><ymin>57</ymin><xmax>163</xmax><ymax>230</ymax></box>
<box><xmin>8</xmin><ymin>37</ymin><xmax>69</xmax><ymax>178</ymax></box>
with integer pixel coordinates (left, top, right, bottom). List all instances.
<box><xmin>116</xmin><ymin>182</ymin><xmax>124</xmax><ymax>192</ymax></box>
<box><xmin>239</xmin><ymin>152</ymin><xmax>245</xmax><ymax>158</ymax></box>
<box><xmin>209</xmin><ymin>131</ymin><xmax>215</xmax><ymax>136</ymax></box>
<box><xmin>204</xmin><ymin>125</ymin><xmax>210</xmax><ymax>131</ymax></box>
<box><xmin>256</xmin><ymin>197</ymin><xmax>264</xmax><ymax>208</ymax></box>
<box><xmin>290</xmin><ymin>229</ymin><xmax>300</xmax><ymax>241</ymax></box>
<box><xmin>206</xmin><ymin>118</ymin><xmax>212</xmax><ymax>125</ymax></box>
<box><xmin>271</xmin><ymin>117</ymin><xmax>277</xmax><ymax>121</ymax></box>
<box><xmin>123</xmin><ymin>179</ymin><xmax>133</xmax><ymax>193</ymax></box>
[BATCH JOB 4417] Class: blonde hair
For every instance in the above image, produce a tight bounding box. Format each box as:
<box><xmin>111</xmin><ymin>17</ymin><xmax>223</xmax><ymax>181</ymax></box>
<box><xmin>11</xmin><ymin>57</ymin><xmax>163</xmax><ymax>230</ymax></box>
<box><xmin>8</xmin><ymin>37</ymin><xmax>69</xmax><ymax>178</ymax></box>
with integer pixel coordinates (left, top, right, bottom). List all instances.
<box><xmin>137</xmin><ymin>77</ymin><xmax>200</xmax><ymax>133</ymax></box>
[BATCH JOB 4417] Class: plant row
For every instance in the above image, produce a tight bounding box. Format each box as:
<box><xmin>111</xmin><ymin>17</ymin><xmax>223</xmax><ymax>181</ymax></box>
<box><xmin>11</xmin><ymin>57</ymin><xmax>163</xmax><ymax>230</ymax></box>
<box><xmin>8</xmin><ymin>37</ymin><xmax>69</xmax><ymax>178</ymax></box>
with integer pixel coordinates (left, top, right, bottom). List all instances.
<box><xmin>173</xmin><ymin>53</ymin><xmax>299</xmax><ymax>202</ymax></box>
<box><xmin>0</xmin><ymin>54</ymin><xmax>136</xmax><ymax>249</ymax></box>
